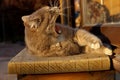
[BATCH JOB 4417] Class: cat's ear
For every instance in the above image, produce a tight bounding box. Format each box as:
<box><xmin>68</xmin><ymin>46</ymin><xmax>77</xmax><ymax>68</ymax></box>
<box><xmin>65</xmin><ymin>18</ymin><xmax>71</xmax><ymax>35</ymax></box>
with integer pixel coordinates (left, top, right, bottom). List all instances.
<box><xmin>22</xmin><ymin>15</ymin><xmax>29</xmax><ymax>23</ymax></box>
<box><xmin>22</xmin><ymin>15</ymin><xmax>39</xmax><ymax>31</ymax></box>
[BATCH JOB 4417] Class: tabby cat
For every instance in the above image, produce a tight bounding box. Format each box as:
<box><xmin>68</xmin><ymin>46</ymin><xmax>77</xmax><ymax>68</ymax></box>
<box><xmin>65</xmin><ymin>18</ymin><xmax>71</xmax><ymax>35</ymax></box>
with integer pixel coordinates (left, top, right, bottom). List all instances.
<box><xmin>22</xmin><ymin>6</ymin><xmax>112</xmax><ymax>57</ymax></box>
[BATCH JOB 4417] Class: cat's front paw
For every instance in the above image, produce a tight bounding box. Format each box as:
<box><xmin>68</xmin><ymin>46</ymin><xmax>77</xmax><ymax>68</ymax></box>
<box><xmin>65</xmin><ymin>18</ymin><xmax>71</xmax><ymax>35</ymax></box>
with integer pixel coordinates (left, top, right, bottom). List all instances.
<box><xmin>104</xmin><ymin>48</ymin><xmax>112</xmax><ymax>55</ymax></box>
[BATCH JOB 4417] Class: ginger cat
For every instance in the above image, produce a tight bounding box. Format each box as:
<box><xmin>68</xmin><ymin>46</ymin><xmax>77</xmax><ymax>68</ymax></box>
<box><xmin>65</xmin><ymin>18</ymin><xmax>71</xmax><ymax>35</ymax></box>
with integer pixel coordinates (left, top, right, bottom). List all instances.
<box><xmin>22</xmin><ymin>6</ymin><xmax>112</xmax><ymax>57</ymax></box>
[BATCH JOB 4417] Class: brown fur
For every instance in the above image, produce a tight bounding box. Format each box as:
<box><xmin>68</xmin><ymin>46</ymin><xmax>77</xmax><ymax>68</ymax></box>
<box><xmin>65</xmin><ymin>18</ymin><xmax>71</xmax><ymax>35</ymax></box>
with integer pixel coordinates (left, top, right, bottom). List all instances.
<box><xmin>22</xmin><ymin>6</ymin><xmax>112</xmax><ymax>57</ymax></box>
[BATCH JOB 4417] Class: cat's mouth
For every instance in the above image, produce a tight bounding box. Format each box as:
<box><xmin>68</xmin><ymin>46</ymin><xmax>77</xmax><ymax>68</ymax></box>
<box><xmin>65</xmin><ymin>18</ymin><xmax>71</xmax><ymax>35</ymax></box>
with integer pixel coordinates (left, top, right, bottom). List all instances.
<box><xmin>55</xmin><ymin>25</ymin><xmax>61</xmax><ymax>34</ymax></box>
<box><xmin>48</xmin><ymin>7</ymin><xmax>62</xmax><ymax>36</ymax></box>
<box><xmin>46</xmin><ymin>10</ymin><xmax>60</xmax><ymax>35</ymax></box>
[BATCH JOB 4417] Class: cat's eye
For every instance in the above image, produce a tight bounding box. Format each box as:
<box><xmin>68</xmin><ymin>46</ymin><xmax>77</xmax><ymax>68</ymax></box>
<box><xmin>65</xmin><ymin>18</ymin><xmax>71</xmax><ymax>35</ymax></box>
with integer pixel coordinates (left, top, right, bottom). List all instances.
<box><xmin>36</xmin><ymin>19</ymin><xmax>41</xmax><ymax>23</ymax></box>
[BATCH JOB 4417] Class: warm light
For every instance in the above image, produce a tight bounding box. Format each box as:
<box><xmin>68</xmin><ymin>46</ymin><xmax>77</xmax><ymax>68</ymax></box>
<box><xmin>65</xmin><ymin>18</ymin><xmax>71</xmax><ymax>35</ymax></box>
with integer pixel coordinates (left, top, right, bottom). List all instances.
<box><xmin>101</xmin><ymin>0</ymin><xmax>104</xmax><ymax>5</ymax></box>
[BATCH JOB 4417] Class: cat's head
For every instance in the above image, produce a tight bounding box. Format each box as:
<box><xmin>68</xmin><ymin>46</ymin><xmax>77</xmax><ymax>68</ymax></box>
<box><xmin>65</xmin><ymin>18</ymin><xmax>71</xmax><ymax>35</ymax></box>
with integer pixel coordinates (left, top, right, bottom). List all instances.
<box><xmin>22</xmin><ymin>6</ymin><xmax>60</xmax><ymax>32</ymax></box>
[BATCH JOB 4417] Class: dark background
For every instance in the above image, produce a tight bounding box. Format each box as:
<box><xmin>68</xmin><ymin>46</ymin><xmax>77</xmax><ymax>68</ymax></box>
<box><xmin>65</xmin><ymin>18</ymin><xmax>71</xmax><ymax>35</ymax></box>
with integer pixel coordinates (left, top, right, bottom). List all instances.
<box><xmin>0</xmin><ymin>0</ymin><xmax>61</xmax><ymax>43</ymax></box>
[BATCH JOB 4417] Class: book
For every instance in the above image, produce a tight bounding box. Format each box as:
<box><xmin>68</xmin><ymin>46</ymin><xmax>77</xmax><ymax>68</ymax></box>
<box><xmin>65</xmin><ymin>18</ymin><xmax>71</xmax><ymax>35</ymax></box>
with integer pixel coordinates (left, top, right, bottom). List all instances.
<box><xmin>8</xmin><ymin>48</ymin><xmax>110</xmax><ymax>74</ymax></box>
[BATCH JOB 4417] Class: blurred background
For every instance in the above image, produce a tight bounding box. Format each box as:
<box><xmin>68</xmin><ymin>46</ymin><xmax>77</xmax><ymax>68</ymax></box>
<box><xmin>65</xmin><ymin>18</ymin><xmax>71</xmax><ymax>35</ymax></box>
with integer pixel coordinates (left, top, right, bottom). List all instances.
<box><xmin>0</xmin><ymin>0</ymin><xmax>120</xmax><ymax>79</ymax></box>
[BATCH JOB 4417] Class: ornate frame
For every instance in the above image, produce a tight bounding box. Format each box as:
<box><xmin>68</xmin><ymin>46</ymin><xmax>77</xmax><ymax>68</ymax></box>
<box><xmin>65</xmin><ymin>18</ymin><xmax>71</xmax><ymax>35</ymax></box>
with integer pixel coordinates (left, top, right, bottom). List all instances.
<box><xmin>81</xmin><ymin>0</ymin><xmax>120</xmax><ymax>26</ymax></box>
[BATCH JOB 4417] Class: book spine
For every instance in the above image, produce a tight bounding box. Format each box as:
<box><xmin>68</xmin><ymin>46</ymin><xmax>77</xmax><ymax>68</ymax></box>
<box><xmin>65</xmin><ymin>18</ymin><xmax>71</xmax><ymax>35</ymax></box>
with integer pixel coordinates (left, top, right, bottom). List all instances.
<box><xmin>8</xmin><ymin>56</ymin><xmax>110</xmax><ymax>74</ymax></box>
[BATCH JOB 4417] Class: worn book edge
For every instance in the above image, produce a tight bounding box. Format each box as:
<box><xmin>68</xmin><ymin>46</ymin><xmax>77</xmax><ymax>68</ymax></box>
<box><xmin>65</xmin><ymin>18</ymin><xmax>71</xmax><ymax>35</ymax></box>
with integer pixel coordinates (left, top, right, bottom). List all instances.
<box><xmin>8</xmin><ymin>48</ymin><xmax>111</xmax><ymax>74</ymax></box>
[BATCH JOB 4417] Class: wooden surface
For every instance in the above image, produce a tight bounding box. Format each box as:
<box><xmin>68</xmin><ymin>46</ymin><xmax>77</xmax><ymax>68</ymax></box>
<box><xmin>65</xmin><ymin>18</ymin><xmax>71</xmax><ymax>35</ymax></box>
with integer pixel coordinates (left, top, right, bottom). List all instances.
<box><xmin>8</xmin><ymin>48</ymin><xmax>111</xmax><ymax>74</ymax></box>
<box><xmin>113</xmin><ymin>55</ymin><xmax>120</xmax><ymax>73</ymax></box>
<box><xmin>20</xmin><ymin>70</ymin><xmax>115</xmax><ymax>80</ymax></box>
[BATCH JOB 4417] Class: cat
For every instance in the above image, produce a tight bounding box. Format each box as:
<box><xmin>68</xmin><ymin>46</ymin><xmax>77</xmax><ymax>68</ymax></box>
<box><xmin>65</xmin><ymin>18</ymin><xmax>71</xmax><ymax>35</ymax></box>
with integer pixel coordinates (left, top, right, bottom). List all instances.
<box><xmin>22</xmin><ymin>6</ymin><xmax>112</xmax><ymax>57</ymax></box>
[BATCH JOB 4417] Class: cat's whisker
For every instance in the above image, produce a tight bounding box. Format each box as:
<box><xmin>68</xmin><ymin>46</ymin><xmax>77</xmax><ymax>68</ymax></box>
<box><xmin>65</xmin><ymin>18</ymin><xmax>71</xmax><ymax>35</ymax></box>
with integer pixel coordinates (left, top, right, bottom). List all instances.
<box><xmin>49</xmin><ymin>0</ymin><xmax>53</xmax><ymax>7</ymax></box>
<box><xmin>59</xmin><ymin>7</ymin><xmax>70</xmax><ymax>13</ymax></box>
<box><xmin>56</xmin><ymin>0</ymin><xmax>59</xmax><ymax>7</ymax></box>
<box><xmin>59</xmin><ymin>6</ymin><xmax>72</xmax><ymax>14</ymax></box>
<box><xmin>61</xmin><ymin>6</ymin><xmax>72</xmax><ymax>11</ymax></box>
<box><xmin>54</xmin><ymin>0</ymin><xmax>56</xmax><ymax>7</ymax></box>
<box><xmin>54</xmin><ymin>0</ymin><xmax>59</xmax><ymax>7</ymax></box>
<box><xmin>59</xmin><ymin>13</ymin><xmax>67</xmax><ymax>18</ymax></box>
<box><xmin>60</xmin><ymin>11</ymin><xmax>74</xmax><ymax>19</ymax></box>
